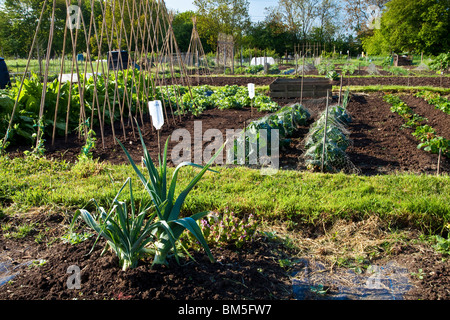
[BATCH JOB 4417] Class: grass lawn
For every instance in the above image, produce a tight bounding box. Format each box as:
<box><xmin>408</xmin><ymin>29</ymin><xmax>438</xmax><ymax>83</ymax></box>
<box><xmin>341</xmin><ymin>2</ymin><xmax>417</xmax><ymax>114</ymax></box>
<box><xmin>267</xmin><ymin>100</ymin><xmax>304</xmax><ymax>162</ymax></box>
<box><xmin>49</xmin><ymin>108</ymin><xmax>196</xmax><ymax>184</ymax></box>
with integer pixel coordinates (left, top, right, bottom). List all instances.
<box><xmin>1</xmin><ymin>156</ymin><xmax>449</xmax><ymax>235</ymax></box>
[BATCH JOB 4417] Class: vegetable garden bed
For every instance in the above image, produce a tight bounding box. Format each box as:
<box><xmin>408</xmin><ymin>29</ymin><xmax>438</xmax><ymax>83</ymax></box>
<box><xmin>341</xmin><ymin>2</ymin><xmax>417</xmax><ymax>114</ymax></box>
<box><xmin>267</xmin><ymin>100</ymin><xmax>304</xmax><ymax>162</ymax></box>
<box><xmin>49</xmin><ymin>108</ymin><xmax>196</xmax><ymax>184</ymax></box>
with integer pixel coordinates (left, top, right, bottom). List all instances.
<box><xmin>4</xmin><ymin>89</ymin><xmax>449</xmax><ymax>175</ymax></box>
<box><xmin>1</xmin><ymin>76</ymin><xmax>450</xmax><ymax>303</ymax></box>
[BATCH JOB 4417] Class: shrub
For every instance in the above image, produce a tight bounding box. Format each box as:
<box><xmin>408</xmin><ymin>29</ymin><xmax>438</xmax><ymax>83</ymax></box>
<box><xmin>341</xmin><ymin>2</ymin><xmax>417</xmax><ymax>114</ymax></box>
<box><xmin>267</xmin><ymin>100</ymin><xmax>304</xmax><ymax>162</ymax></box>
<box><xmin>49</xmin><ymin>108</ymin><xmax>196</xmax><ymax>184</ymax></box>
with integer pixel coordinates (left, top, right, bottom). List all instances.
<box><xmin>429</xmin><ymin>53</ymin><xmax>450</xmax><ymax>71</ymax></box>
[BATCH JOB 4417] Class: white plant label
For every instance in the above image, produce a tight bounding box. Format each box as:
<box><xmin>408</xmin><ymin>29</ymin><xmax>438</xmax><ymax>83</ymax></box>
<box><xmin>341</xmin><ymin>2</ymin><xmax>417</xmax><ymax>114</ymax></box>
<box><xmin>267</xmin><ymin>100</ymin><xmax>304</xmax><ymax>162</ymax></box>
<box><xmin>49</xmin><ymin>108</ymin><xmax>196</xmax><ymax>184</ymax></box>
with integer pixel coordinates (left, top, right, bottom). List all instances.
<box><xmin>149</xmin><ymin>100</ymin><xmax>164</xmax><ymax>130</ymax></box>
<box><xmin>248</xmin><ymin>83</ymin><xmax>255</xmax><ymax>99</ymax></box>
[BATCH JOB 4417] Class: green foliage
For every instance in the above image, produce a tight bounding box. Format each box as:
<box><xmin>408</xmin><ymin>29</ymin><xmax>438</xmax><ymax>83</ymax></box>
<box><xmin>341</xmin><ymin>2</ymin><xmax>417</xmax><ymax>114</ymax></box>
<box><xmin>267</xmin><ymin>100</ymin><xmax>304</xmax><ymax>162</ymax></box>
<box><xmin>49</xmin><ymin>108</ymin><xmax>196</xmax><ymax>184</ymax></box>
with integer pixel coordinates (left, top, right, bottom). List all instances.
<box><xmin>23</xmin><ymin>117</ymin><xmax>46</xmax><ymax>158</ymax></box>
<box><xmin>417</xmin><ymin>136</ymin><xmax>450</xmax><ymax>157</ymax></box>
<box><xmin>240</xmin><ymin>48</ymin><xmax>279</xmax><ymax>60</ymax></box>
<box><xmin>230</xmin><ymin>103</ymin><xmax>310</xmax><ymax>165</ymax></box>
<box><xmin>73</xmin><ymin>119</ymin><xmax>224</xmax><ymax>270</ymax></box>
<box><xmin>384</xmin><ymin>66</ymin><xmax>409</xmax><ymax>76</ymax></box>
<box><xmin>304</xmin><ymin>89</ymin><xmax>353</xmax><ymax>172</ymax></box>
<box><xmin>2</xmin><ymin>70</ymin><xmax>153</xmax><ymax>146</ymax></box>
<box><xmin>61</xmin><ymin>231</ymin><xmax>93</xmax><ymax>245</ymax></box>
<box><xmin>429</xmin><ymin>53</ymin><xmax>450</xmax><ymax>72</ymax></box>
<box><xmin>427</xmin><ymin>223</ymin><xmax>450</xmax><ymax>255</ymax></box>
<box><xmin>193</xmin><ymin>0</ymin><xmax>251</xmax><ymax>48</ymax></box>
<box><xmin>2</xmin><ymin>155</ymin><xmax>450</xmax><ymax>235</ymax></box>
<box><xmin>431</xmin><ymin>234</ymin><xmax>450</xmax><ymax>255</ymax></box>
<box><xmin>362</xmin><ymin>0</ymin><xmax>450</xmax><ymax>55</ymax></box>
<box><xmin>415</xmin><ymin>90</ymin><xmax>450</xmax><ymax>115</ymax></box>
<box><xmin>2</xmin><ymin>73</ymin><xmax>279</xmax><ymax>148</ymax></box>
<box><xmin>176</xmin><ymin>84</ymin><xmax>279</xmax><ymax>114</ymax></box>
<box><xmin>326</xmin><ymin>70</ymin><xmax>339</xmax><ymax>80</ymax></box>
<box><xmin>268</xmin><ymin>64</ymin><xmax>280</xmax><ymax>75</ymax></box>
<box><xmin>248</xmin><ymin>103</ymin><xmax>310</xmax><ymax>138</ymax></box>
<box><xmin>2</xmin><ymin>222</ymin><xmax>35</xmax><ymax>239</ymax></box>
<box><xmin>341</xmin><ymin>64</ymin><xmax>357</xmax><ymax>76</ymax></box>
<box><xmin>381</xmin><ymin>56</ymin><xmax>393</xmax><ymax>67</ymax></box>
<box><xmin>181</xmin><ymin>209</ymin><xmax>258</xmax><ymax>249</ymax></box>
<box><xmin>234</xmin><ymin>66</ymin><xmax>247</xmax><ymax>74</ymax></box>
<box><xmin>384</xmin><ymin>94</ymin><xmax>449</xmax><ymax>157</ymax></box>
<box><xmin>317</xmin><ymin>62</ymin><xmax>335</xmax><ymax>75</ymax></box>
<box><xmin>117</xmin><ymin>122</ymin><xmax>224</xmax><ymax>266</ymax></box>
<box><xmin>71</xmin><ymin>157</ymin><xmax>106</xmax><ymax>179</ymax></box>
<box><xmin>385</xmin><ymin>94</ymin><xmax>427</xmax><ymax>128</ymax></box>
<box><xmin>78</xmin><ymin>118</ymin><xmax>97</xmax><ymax>161</ymax></box>
<box><xmin>74</xmin><ymin>177</ymin><xmax>160</xmax><ymax>271</ymax></box>
<box><xmin>245</xmin><ymin>65</ymin><xmax>264</xmax><ymax>74</ymax></box>
<box><xmin>412</xmin><ymin>125</ymin><xmax>436</xmax><ymax>142</ymax></box>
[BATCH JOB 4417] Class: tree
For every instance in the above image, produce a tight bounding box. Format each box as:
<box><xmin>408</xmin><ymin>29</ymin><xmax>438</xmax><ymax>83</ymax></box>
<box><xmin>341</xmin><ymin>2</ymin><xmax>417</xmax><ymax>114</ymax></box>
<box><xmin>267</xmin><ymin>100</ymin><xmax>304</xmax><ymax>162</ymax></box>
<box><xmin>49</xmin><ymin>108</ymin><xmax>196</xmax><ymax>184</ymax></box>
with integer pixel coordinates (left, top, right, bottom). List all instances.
<box><xmin>0</xmin><ymin>0</ymin><xmax>104</xmax><ymax>58</ymax></box>
<box><xmin>362</xmin><ymin>0</ymin><xmax>450</xmax><ymax>55</ymax></box>
<box><xmin>343</xmin><ymin>0</ymin><xmax>389</xmax><ymax>34</ymax></box>
<box><xmin>246</xmin><ymin>10</ymin><xmax>296</xmax><ymax>55</ymax></box>
<box><xmin>314</xmin><ymin>0</ymin><xmax>341</xmax><ymax>43</ymax></box>
<box><xmin>171</xmin><ymin>10</ymin><xmax>212</xmax><ymax>53</ymax></box>
<box><xmin>193</xmin><ymin>0</ymin><xmax>251</xmax><ymax>48</ymax></box>
<box><xmin>265</xmin><ymin>0</ymin><xmax>320</xmax><ymax>40</ymax></box>
<box><xmin>171</xmin><ymin>11</ymin><xmax>195</xmax><ymax>53</ymax></box>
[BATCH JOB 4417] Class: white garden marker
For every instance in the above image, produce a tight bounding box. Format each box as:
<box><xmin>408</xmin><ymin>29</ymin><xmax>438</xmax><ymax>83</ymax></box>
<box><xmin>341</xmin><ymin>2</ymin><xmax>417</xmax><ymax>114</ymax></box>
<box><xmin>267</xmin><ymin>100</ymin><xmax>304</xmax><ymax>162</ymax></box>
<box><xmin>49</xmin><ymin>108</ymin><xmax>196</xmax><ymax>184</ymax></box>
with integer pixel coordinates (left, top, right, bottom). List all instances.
<box><xmin>149</xmin><ymin>100</ymin><xmax>164</xmax><ymax>130</ymax></box>
<box><xmin>149</xmin><ymin>100</ymin><xmax>164</xmax><ymax>159</ymax></box>
<box><xmin>248</xmin><ymin>83</ymin><xmax>255</xmax><ymax>116</ymax></box>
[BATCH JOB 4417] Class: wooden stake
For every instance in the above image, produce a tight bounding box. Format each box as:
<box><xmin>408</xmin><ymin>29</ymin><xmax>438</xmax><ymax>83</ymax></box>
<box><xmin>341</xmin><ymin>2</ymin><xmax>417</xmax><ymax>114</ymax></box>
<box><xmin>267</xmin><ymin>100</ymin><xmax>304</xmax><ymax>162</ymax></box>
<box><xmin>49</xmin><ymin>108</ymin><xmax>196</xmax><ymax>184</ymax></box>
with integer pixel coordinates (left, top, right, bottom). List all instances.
<box><xmin>321</xmin><ymin>90</ymin><xmax>330</xmax><ymax>173</ymax></box>
<box><xmin>300</xmin><ymin>55</ymin><xmax>305</xmax><ymax>105</ymax></box>
<box><xmin>157</xmin><ymin>129</ymin><xmax>161</xmax><ymax>162</ymax></box>
<box><xmin>36</xmin><ymin>0</ymin><xmax>56</xmax><ymax>149</ymax></box>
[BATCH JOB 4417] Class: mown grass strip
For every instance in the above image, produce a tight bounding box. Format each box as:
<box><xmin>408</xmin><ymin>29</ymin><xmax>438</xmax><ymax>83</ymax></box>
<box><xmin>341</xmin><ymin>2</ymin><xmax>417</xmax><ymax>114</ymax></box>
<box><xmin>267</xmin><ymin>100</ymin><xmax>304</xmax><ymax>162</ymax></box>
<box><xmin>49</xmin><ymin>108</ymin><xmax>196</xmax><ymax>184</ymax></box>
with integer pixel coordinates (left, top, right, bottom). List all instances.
<box><xmin>1</xmin><ymin>156</ymin><xmax>449</xmax><ymax>234</ymax></box>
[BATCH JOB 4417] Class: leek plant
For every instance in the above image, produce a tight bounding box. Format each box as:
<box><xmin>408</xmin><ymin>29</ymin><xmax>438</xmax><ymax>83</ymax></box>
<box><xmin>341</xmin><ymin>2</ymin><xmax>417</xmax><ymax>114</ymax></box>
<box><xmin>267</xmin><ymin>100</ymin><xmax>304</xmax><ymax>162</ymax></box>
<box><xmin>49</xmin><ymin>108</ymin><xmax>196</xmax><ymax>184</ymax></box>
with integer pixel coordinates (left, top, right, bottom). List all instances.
<box><xmin>117</xmin><ymin>122</ymin><xmax>224</xmax><ymax>266</ymax></box>
<box><xmin>74</xmin><ymin>121</ymin><xmax>224</xmax><ymax>269</ymax></box>
<box><xmin>74</xmin><ymin>177</ymin><xmax>158</xmax><ymax>271</ymax></box>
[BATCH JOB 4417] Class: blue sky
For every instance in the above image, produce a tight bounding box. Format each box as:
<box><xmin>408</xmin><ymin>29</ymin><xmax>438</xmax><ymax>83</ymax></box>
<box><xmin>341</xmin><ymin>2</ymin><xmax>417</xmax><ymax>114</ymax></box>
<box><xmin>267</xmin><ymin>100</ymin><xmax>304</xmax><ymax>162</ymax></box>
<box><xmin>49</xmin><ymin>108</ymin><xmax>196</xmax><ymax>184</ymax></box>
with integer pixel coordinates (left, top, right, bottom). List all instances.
<box><xmin>164</xmin><ymin>0</ymin><xmax>277</xmax><ymax>22</ymax></box>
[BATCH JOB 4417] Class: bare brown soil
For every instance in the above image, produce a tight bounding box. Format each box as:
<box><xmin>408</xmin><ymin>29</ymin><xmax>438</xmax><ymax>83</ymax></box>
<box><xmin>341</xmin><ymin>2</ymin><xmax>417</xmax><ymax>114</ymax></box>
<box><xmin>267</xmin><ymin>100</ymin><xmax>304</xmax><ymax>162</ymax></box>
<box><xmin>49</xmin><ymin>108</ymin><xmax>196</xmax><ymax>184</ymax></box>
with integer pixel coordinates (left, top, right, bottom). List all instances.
<box><xmin>1</xmin><ymin>210</ymin><xmax>450</xmax><ymax>301</ymax></box>
<box><xmin>345</xmin><ymin>92</ymin><xmax>450</xmax><ymax>175</ymax></box>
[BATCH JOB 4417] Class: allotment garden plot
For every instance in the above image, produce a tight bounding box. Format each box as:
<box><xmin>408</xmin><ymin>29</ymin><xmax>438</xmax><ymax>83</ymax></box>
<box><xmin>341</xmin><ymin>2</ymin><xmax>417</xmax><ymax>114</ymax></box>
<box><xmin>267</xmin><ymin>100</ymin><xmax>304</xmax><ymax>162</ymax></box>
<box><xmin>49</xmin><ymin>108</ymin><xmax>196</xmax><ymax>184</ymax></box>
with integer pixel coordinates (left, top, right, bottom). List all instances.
<box><xmin>4</xmin><ymin>77</ymin><xmax>449</xmax><ymax>176</ymax></box>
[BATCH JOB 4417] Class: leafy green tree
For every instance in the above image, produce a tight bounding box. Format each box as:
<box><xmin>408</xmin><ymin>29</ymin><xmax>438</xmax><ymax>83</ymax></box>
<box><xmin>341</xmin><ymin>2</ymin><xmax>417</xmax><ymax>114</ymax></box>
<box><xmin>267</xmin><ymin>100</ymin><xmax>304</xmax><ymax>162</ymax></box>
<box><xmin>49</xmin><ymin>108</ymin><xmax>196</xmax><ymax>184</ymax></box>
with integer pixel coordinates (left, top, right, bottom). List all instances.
<box><xmin>343</xmin><ymin>0</ymin><xmax>389</xmax><ymax>34</ymax></box>
<box><xmin>265</xmin><ymin>0</ymin><xmax>320</xmax><ymax>40</ymax></box>
<box><xmin>193</xmin><ymin>0</ymin><xmax>251</xmax><ymax>48</ymax></box>
<box><xmin>362</xmin><ymin>0</ymin><xmax>450</xmax><ymax>55</ymax></box>
<box><xmin>171</xmin><ymin>10</ymin><xmax>212</xmax><ymax>53</ymax></box>
<box><xmin>245</xmin><ymin>12</ymin><xmax>296</xmax><ymax>55</ymax></box>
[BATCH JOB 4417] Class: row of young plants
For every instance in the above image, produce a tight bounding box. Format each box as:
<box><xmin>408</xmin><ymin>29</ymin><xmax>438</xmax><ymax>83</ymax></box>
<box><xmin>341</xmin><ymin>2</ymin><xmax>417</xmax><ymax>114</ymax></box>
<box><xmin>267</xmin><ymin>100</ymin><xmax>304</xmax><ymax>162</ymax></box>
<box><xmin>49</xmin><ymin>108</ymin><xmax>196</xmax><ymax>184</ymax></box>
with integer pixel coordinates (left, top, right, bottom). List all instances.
<box><xmin>0</xmin><ymin>70</ymin><xmax>157</xmax><ymax>147</ymax></box>
<box><xmin>234</xmin><ymin>64</ymin><xmax>280</xmax><ymax>75</ymax></box>
<box><xmin>176</xmin><ymin>84</ymin><xmax>279</xmax><ymax>116</ymax></box>
<box><xmin>303</xmin><ymin>89</ymin><xmax>354</xmax><ymax>172</ymax></box>
<box><xmin>229</xmin><ymin>103</ymin><xmax>311</xmax><ymax>164</ymax></box>
<box><xmin>316</xmin><ymin>62</ymin><xmax>358</xmax><ymax>81</ymax></box>
<box><xmin>414</xmin><ymin>90</ymin><xmax>450</xmax><ymax>115</ymax></box>
<box><xmin>383</xmin><ymin>94</ymin><xmax>449</xmax><ymax>157</ymax></box>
